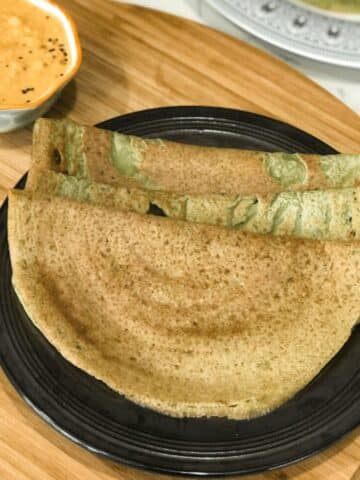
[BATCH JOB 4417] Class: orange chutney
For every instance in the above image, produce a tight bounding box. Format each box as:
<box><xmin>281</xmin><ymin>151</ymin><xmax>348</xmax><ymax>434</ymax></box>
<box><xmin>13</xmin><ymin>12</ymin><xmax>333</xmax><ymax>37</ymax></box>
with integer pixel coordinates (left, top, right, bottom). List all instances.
<box><xmin>0</xmin><ymin>0</ymin><xmax>72</xmax><ymax>107</ymax></box>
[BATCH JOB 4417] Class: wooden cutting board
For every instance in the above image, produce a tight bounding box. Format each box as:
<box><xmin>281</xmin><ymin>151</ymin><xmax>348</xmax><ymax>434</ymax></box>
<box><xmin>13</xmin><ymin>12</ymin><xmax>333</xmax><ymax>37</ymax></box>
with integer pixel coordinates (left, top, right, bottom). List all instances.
<box><xmin>0</xmin><ymin>1</ymin><xmax>360</xmax><ymax>479</ymax></box>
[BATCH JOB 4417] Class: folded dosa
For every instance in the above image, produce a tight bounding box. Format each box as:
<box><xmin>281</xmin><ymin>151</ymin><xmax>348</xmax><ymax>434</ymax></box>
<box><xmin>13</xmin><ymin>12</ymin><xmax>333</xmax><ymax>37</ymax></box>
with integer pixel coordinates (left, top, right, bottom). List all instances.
<box><xmin>32</xmin><ymin>118</ymin><xmax>360</xmax><ymax>195</ymax></box>
<box><xmin>27</xmin><ymin>167</ymin><xmax>360</xmax><ymax>241</ymax></box>
<box><xmin>8</xmin><ymin>189</ymin><xmax>360</xmax><ymax>419</ymax></box>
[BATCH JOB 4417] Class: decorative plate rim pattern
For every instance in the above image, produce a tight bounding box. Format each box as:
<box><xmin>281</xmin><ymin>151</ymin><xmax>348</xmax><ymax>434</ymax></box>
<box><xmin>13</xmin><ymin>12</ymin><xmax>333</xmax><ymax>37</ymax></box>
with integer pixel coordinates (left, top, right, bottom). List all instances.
<box><xmin>207</xmin><ymin>0</ymin><xmax>360</xmax><ymax>67</ymax></box>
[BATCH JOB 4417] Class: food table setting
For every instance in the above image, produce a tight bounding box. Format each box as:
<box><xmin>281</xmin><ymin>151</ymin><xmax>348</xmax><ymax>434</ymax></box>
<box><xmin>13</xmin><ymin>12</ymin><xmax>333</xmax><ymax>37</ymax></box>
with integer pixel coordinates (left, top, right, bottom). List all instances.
<box><xmin>1</xmin><ymin>1</ymin><xmax>360</xmax><ymax>479</ymax></box>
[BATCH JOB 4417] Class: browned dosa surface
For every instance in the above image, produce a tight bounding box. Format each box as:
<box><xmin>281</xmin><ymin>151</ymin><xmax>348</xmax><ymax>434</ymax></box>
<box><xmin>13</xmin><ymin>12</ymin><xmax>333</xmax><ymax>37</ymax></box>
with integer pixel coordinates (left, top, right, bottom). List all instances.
<box><xmin>8</xmin><ymin>189</ymin><xmax>360</xmax><ymax>419</ymax></box>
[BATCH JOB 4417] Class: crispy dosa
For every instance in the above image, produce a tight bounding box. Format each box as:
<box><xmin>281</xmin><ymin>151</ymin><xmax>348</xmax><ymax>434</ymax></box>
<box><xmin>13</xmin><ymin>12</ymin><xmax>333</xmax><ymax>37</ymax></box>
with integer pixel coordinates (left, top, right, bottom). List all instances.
<box><xmin>8</xmin><ymin>189</ymin><xmax>360</xmax><ymax>419</ymax></box>
<box><xmin>32</xmin><ymin>118</ymin><xmax>360</xmax><ymax>195</ymax></box>
<box><xmin>27</xmin><ymin>167</ymin><xmax>360</xmax><ymax>241</ymax></box>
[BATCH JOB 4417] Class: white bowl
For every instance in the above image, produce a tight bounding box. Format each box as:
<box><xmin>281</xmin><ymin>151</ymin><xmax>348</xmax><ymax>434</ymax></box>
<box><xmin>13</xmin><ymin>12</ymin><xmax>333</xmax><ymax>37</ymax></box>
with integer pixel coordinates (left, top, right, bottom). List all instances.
<box><xmin>0</xmin><ymin>0</ymin><xmax>82</xmax><ymax>133</ymax></box>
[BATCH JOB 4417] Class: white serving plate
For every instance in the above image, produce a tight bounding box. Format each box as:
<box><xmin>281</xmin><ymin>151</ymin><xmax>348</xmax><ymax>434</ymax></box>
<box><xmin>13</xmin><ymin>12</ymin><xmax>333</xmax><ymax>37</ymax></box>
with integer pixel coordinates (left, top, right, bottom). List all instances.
<box><xmin>203</xmin><ymin>0</ymin><xmax>360</xmax><ymax>68</ymax></box>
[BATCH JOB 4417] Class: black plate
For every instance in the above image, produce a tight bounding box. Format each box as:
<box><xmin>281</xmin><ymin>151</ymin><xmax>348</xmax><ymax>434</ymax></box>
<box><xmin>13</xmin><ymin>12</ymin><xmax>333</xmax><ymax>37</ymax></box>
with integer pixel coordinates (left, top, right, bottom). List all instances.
<box><xmin>1</xmin><ymin>106</ymin><xmax>360</xmax><ymax>477</ymax></box>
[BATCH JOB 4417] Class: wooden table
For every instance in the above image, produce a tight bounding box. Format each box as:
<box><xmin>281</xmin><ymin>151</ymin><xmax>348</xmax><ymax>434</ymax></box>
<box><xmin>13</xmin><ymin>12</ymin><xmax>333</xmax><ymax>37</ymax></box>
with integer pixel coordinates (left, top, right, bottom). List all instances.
<box><xmin>0</xmin><ymin>1</ymin><xmax>359</xmax><ymax>479</ymax></box>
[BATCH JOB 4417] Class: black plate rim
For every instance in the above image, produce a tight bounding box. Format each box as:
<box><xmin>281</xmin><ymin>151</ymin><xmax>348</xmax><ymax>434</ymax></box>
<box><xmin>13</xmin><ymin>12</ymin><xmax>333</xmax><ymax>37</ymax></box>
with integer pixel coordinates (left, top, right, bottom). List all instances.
<box><xmin>96</xmin><ymin>106</ymin><xmax>337</xmax><ymax>156</ymax></box>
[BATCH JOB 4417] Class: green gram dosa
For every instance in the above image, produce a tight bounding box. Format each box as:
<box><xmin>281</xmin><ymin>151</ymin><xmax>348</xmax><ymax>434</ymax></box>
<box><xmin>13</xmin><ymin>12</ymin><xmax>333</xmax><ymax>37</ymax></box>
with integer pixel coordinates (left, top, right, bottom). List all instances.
<box><xmin>32</xmin><ymin>118</ymin><xmax>360</xmax><ymax>195</ymax></box>
<box><xmin>27</xmin><ymin>167</ymin><xmax>360</xmax><ymax>241</ymax></box>
<box><xmin>8</xmin><ymin>189</ymin><xmax>360</xmax><ymax>419</ymax></box>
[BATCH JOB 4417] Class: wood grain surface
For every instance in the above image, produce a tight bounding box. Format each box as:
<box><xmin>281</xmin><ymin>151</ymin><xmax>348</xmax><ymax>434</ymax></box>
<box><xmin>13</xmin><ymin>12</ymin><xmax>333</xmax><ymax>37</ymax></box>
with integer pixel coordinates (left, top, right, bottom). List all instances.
<box><xmin>0</xmin><ymin>1</ymin><xmax>359</xmax><ymax>479</ymax></box>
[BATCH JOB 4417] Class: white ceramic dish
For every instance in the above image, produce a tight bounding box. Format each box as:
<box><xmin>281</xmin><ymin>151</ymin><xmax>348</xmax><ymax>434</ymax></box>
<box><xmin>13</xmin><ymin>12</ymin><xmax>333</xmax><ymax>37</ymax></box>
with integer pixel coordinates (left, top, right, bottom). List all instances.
<box><xmin>0</xmin><ymin>0</ymin><xmax>82</xmax><ymax>133</ymax></box>
<box><xmin>205</xmin><ymin>0</ymin><xmax>360</xmax><ymax>68</ymax></box>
